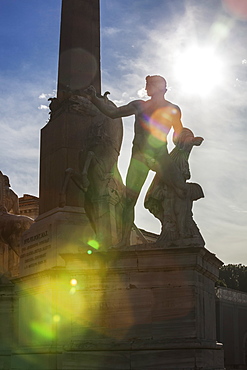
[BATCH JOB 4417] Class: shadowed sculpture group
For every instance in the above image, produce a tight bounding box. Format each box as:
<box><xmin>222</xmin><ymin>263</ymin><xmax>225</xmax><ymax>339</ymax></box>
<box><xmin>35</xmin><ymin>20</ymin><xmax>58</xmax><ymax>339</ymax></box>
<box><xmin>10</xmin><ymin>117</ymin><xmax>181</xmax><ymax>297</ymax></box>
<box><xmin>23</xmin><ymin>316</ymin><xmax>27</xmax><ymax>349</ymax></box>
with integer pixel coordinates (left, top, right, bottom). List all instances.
<box><xmin>60</xmin><ymin>75</ymin><xmax>204</xmax><ymax>249</ymax></box>
<box><xmin>58</xmin><ymin>92</ymin><xmax>124</xmax><ymax>248</ymax></box>
<box><xmin>0</xmin><ymin>172</ymin><xmax>33</xmax><ymax>275</ymax></box>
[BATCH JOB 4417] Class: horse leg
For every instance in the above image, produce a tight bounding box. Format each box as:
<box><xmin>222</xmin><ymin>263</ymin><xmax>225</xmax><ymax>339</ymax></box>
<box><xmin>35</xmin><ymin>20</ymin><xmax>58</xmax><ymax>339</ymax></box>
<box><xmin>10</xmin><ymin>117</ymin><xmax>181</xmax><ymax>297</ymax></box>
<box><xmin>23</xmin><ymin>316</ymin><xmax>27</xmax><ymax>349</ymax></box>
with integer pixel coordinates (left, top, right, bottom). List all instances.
<box><xmin>81</xmin><ymin>151</ymin><xmax>95</xmax><ymax>189</ymax></box>
<box><xmin>59</xmin><ymin>168</ymin><xmax>75</xmax><ymax>207</ymax></box>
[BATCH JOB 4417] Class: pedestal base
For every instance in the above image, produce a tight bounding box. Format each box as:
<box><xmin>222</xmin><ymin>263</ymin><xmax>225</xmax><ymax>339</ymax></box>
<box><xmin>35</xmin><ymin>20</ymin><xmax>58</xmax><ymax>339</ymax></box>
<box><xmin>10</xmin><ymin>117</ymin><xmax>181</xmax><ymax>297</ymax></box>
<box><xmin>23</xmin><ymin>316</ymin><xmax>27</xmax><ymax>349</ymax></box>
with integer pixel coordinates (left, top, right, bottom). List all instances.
<box><xmin>10</xmin><ymin>243</ymin><xmax>224</xmax><ymax>369</ymax></box>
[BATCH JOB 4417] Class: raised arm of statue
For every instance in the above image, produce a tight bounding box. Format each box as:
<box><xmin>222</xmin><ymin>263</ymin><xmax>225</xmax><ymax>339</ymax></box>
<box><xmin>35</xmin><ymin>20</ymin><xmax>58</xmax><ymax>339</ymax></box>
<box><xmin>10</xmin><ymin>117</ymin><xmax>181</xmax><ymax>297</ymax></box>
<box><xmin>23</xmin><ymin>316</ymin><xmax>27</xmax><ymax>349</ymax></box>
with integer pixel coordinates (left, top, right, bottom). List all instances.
<box><xmin>84</xmin><ymin>85</ymin><xmax>137</xmax><ymax>119</ymax></box>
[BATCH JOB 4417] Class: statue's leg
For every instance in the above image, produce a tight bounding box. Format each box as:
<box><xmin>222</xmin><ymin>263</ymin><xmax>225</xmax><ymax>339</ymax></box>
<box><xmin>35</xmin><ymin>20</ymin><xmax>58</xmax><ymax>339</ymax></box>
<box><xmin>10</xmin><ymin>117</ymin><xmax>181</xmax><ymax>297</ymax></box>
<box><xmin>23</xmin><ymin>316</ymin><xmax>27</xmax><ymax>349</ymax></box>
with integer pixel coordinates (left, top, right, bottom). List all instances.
<box><xmin>81</xmin><ymin>151</ymin><xmax>95</xmax><ymax>189</ymax></box>
<box><xmin>59</xmin><ymin>168</ymin><xmax>75</xmax><ymax>207</ymax></box>
<box><xmin>114</xmin><ymin>154</ymin><xmax>149</xmax><ymax>247</ymax></box>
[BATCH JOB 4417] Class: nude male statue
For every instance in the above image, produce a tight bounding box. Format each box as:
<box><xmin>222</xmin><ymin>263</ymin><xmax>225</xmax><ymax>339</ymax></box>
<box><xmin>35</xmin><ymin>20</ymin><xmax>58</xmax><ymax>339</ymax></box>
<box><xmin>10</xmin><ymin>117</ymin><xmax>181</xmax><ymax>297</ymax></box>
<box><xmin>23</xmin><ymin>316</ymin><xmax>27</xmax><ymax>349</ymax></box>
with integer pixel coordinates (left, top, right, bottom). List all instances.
<box><xmin>85</xmin><ymin>75</ymin><xmax>187</xmax><ymax>247</ymax></box>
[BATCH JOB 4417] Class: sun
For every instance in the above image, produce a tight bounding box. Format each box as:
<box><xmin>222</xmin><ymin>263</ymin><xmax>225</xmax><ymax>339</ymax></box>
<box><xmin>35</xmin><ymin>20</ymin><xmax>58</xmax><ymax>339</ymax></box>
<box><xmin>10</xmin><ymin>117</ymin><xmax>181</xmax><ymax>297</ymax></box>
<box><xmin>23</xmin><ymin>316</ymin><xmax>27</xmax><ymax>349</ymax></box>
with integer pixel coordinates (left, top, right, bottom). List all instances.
<box><xmin>173</xmin><ymin>46</ymin><xmax>224</xmax><ymax>96</ymax></box>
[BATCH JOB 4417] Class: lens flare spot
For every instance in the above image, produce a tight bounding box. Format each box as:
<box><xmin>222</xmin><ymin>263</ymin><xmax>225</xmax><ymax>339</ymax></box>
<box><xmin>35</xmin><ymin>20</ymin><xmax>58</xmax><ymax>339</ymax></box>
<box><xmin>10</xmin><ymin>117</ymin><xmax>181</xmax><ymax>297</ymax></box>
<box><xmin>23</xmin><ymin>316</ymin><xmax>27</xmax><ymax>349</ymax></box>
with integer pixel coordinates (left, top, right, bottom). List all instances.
<box><xmin>87</xmin><ymin>249</ymin><xmax>93</xmax><ymax>255</ymax></box>
<box><xmin>70</xmin><ymin>287</ymin><xmax>77</xmax><ymax>295</ymax></box>
<box><xmin>30</xmin><ymin>321</ymin><xmax>54</xmax><ymax>340</ymax></box>
<box><xmin>53</xmin><ymin>314</ymin><xmax>61</xmax><ymax>323</ymax></box>
<box><xmin>87</xmin><ymin>239</ymin><xmax>100</xmax><ymax>250</ymax></box>
<box><xmin>59</xmin><ymin>47</ymin><xmax>98</xmax><ymax>90</ymax></box>
<box><xmin>210</xmin><ymin>18</ymin><xmax>233</xmax><ymax>43</ymax></box>
<box><xmin>148</xmin><ymin>107</ymin><xmax>174</xmax><ymax>145</ymax></box>
<box><xmin>70</xmin><ymin>278</ymin><xmax>78</xmax><ymax>286</ymax></box>
<box><xmin>222</xmin><ymin>0</ymin><xmax>247</xmax><ymax>20</ymax></box>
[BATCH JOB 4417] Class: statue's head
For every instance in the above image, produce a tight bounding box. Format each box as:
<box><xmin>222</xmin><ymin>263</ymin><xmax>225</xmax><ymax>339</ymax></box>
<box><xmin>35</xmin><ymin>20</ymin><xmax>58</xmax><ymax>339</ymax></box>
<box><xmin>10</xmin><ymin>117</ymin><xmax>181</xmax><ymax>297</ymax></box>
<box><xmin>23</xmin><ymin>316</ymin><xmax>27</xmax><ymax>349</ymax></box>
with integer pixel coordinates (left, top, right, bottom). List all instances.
<box><xmin>145</xmin><ymin>75</ymin><xmax>167</xmax><ymax>96</ymax></box>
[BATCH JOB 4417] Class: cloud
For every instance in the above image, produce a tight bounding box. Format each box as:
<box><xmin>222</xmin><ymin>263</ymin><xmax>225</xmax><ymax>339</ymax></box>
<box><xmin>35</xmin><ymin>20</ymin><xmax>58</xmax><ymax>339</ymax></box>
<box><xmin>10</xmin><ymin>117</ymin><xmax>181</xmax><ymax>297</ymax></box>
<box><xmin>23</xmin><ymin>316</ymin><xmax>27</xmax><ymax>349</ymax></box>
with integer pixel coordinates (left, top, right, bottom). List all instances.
<box><xmin>39</xmin><ymin>93</ymin><xmax>48</xmax><ymax>99</ymax></box>
<box><xmin>0</xmin><ymin>73</ymin><xmax>54</xmax><ymax>197</ymax></box>
<box><xmin>39</xmin><ymin>92</ymin><xmax>56</xmax><ymax>99</ymax></box>
<box><xmin>102</xmin><ymin>26</ymin><xmax>121</xmax><ymax>36</ymax></box>
<box><xmin>38</xmin><ymin>104</ymin><xmax>49</xmax><ymax>110</ymax></box>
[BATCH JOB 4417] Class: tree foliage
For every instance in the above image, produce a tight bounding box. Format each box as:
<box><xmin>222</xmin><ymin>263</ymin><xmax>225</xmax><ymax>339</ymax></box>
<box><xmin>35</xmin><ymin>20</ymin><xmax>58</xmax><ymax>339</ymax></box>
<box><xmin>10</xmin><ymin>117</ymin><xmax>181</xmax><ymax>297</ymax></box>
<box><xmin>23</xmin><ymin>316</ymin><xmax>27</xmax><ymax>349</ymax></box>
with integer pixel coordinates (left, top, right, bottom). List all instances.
<box><xmin>216</xmin><ymin>264</ymin><xmax>247</xmax><ymax>293</ymax></box>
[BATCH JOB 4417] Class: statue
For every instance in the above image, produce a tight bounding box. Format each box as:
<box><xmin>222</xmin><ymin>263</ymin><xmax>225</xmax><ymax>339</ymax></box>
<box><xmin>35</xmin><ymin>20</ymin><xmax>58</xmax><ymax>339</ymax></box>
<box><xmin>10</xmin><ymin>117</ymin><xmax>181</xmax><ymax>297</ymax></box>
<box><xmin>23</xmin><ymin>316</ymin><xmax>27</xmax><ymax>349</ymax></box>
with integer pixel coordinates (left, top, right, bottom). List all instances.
<box><xmin>59</xmin><ymin>92</ymin><xmax>125</xmax><ymax>249</ymax></box>
<box><xmin>144</xmin><ymin>128</ymin><xmax>205</xmax><ymax>246</ymax></box>
<box><xmin>0</xmin><ymin>172</ymin><xmax>20</xmax><ymax>214</ymax></box>
<box><xmin>84</xmin><ymin>75</ymin><xmax>187</xmax><ymax>247</ymax></box>
<box><xmin>0</xmin><ymin>206</ymin><xmax>33</xmax><ymax>256</ymax></box>
<box><xmin>0</xmin><ymin>173</ymin><xmax>33</xmax><ymax>276</ymax></box>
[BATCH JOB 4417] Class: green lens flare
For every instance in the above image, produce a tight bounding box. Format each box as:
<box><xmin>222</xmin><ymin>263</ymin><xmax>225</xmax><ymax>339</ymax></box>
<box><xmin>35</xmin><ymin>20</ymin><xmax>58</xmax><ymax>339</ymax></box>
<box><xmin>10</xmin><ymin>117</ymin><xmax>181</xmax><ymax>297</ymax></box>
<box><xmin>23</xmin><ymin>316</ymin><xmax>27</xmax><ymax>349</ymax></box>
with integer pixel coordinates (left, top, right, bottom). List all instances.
<box><xmin>30</xmin><ymin>321</ymin><xmax>54</xmax><ymax>340</ymax></box>
<box><xmin>53</xmin><ymin>314</ymin><xmax>61</xmax><ymax>323</ymax></box>
<box><xmin>87</xmin><ymin>240</ymin><xmax>100</xmax><ymax>250</ymax></box>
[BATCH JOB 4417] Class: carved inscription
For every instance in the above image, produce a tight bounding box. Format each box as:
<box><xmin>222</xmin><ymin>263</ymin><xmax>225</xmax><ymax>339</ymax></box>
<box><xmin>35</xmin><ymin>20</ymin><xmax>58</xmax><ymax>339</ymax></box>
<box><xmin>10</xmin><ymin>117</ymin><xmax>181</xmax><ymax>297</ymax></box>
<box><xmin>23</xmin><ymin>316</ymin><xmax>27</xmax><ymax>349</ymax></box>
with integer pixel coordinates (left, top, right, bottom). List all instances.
<box><xmin>21</xmin><ymin>231</ymin><xmax>51</xmax><ymax>270</ymax></box>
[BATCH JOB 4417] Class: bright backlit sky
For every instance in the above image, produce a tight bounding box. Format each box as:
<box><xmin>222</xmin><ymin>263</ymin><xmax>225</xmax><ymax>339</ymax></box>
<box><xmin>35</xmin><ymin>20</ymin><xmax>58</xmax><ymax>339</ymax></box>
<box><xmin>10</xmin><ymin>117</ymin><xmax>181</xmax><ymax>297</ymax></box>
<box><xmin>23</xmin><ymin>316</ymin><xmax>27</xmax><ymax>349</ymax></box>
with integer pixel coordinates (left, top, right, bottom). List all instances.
<box><xmin>0</xmin><ymin>0</ymin><xmax>247</xmax><ymax>264</ymax></box>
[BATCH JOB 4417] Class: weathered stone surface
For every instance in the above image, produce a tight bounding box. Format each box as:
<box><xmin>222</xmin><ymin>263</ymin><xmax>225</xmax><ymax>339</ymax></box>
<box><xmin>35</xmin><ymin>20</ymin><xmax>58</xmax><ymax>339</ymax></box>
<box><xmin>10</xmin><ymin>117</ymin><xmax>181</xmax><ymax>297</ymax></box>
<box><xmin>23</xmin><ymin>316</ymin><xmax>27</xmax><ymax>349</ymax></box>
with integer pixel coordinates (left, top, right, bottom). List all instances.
<box><xmin>19</xmin><ymin>206</ymin><xmax>94</xmax><ymax>276</ymax></box>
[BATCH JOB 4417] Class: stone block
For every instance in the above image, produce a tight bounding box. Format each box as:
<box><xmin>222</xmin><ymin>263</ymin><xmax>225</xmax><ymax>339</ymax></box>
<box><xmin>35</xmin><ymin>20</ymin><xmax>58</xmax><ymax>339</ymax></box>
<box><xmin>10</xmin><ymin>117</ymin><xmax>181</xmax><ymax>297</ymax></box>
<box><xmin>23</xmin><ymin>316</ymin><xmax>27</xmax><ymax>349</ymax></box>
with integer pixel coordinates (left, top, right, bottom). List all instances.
<box><xmin>19</xmin><ymin>207</ymin><xmax>94</xmax><ymax>277</ymax></box>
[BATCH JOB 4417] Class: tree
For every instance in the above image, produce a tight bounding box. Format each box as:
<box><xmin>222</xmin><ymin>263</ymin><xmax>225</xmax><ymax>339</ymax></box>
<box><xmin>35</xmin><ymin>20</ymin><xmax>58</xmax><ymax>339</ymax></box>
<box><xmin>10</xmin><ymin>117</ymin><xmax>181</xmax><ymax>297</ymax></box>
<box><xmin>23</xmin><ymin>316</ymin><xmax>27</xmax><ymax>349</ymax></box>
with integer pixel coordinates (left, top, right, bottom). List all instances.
<box><xmin>216</xmin><ymin>264</ymin><xmax>247</xmax><ymax>293</ymax></box>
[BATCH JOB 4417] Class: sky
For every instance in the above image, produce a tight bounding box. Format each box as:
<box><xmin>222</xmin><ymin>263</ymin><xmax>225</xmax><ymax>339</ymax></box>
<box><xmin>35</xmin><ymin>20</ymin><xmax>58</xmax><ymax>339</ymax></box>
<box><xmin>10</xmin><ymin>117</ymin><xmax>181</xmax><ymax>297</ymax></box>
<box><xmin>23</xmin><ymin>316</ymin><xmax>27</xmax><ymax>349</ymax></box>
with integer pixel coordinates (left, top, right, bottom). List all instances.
<box><xmin>0</xmin><ymin>0</ymin><xmax>246</xmax><ymax>264</ymax></box>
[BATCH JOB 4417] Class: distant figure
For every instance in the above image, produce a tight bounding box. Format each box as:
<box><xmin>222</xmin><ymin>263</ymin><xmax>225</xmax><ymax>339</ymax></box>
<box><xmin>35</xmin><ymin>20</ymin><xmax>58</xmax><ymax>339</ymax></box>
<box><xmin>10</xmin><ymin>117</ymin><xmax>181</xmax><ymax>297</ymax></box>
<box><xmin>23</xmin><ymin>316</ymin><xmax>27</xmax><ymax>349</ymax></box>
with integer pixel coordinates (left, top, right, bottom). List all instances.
<box><xmin>85</xmin><ymin>75</ymin><xmax>187</xmax><ymax>247</ymax></box>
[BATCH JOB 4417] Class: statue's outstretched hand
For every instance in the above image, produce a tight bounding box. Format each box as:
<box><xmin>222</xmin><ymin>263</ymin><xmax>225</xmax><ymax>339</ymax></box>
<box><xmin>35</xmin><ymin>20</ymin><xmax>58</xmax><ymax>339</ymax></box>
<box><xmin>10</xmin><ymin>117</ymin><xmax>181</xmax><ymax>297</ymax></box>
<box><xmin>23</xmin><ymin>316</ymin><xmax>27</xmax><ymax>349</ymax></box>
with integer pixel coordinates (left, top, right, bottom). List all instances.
<box><xmin>193</xmin><ymin>137</ymin><xmax>204</xmax><ymax>146</ymax></box>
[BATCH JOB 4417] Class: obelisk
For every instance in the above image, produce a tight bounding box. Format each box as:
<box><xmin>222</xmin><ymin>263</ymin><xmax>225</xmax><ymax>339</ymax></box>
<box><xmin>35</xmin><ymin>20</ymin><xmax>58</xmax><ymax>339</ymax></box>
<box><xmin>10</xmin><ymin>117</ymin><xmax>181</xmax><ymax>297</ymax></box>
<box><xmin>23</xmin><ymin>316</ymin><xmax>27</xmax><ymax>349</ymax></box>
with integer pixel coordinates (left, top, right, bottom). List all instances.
<box><xmin>39</xmin><ymin>0</ymin><xmax>101</xmax><ymax>214</ymax></box>
<box><xmin>19</xmin><ymin>0</ymin><xmax>101</xmax><ymax>276</ymax></box>
<box><xmin>57</xmin><ymin>0</ymin><xmax>101</xmax><ymax>97</ymax></box>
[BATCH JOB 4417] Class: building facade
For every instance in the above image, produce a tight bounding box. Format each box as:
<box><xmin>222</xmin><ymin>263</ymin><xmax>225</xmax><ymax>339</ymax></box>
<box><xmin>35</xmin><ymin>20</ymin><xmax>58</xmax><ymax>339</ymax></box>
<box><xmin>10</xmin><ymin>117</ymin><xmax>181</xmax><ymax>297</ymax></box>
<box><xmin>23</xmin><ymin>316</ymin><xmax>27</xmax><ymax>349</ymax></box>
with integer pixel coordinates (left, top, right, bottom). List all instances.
<box><xmin>19</xmin><ymin>194</ymin><xmax>39</xmax><ymax>220</ymax></box>
<box><xmin>216</xmin><ymin>287</ymin><xmax>247</xmax><ymax>369</ymax></box>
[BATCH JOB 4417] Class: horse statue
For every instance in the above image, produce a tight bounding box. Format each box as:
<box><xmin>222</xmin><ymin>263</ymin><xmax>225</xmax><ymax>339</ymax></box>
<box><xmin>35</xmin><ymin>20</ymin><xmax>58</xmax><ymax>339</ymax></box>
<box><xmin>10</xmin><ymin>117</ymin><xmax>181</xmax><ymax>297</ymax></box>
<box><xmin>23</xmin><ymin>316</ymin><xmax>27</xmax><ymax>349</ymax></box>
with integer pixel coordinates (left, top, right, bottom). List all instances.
<box><xmin>59</xmin><ymin>92</ymin><xmax>125</xmax><ymax>249</ymax></box>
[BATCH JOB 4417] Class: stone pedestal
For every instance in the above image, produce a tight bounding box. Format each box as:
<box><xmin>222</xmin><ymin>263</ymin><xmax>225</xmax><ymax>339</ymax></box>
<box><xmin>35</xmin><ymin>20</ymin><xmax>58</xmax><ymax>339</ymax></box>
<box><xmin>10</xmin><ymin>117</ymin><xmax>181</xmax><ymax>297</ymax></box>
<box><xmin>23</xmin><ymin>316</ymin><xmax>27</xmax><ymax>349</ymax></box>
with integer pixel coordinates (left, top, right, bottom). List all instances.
<box><xmin>12</xmin><ymin>243</ymin><xmax>224</xmax><ymax>369</ymax></box>
<box><xmin>0</xmin><ymin>243</ymin><xmax>19</xmax><ymax>278</ymax></box>
<box><xmin>0</xmin><ymin>276</ymin><xmax>15</xmax><ymax>370</ymax></box>
<box><xmin>19</xmin><ymin>206</ymin><xmax>95</xmax><ymax>277</ymax></box>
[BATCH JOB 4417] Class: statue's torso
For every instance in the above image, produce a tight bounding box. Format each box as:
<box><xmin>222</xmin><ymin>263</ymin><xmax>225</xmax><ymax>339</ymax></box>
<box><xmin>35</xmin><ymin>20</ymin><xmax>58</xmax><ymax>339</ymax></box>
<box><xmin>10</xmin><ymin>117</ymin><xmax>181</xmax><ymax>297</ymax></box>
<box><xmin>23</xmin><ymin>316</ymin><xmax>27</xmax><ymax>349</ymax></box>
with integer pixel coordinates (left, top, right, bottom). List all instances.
<box><xmin>132</xmin><ymin>99</ymin><xmax>179</xmax><ymax>159</ymax></box>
